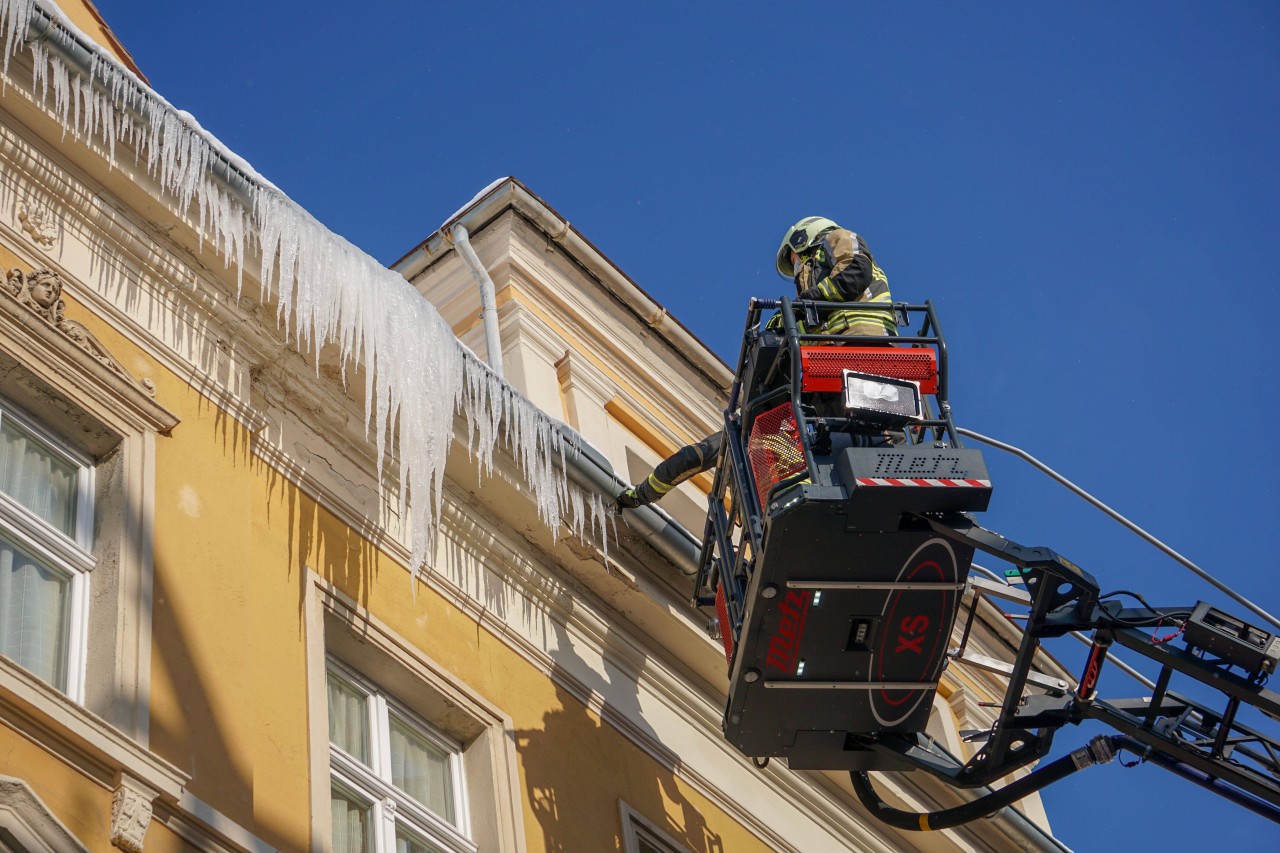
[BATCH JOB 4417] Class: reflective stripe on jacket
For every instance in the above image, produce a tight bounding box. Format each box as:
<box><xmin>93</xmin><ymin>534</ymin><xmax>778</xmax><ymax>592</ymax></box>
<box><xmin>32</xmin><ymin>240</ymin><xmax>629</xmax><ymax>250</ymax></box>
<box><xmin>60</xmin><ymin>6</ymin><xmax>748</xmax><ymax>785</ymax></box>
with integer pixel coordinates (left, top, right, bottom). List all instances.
<box><xmin>636</xmin><ymin>432</ymin><xmax>723</xmax><ymax>504</ymax></box>
<box><xmin>794</xmin><ymin>228</ymin><xmax>896</xmax><ymax>336</ymax></box>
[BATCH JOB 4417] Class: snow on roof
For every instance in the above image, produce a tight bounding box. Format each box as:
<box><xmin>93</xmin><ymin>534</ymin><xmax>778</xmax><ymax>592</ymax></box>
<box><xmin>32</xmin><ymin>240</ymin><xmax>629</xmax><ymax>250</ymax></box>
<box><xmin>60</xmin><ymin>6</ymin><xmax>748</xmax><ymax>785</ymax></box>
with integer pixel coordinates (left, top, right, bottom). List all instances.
<box><xmin>440</xmin><ymin>175</ymin><xmax>513</xmax><ymax>231</ymax></box>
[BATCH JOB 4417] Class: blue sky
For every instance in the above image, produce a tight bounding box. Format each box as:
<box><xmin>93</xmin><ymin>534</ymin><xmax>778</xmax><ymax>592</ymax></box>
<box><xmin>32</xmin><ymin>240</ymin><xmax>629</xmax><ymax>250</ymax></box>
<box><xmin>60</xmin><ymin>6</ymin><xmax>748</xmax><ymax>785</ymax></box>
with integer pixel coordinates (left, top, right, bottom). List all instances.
<box><xmin>99</xmin><ymin>1</ymin><xmax>1280</xmax><ymax>849</ymax></box>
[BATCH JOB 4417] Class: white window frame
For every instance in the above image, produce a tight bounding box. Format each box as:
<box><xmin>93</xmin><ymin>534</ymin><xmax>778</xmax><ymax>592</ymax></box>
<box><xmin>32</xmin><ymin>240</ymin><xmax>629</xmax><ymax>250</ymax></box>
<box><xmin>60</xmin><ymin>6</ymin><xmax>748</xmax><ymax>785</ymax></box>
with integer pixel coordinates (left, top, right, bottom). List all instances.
<box><xmin>326</xmin><ymin>658</ymin><xmax>475</xmax><ymax>853</ymax></box>
<box><xmin>0</xmin><ymin>399</ymin><xmax>95</xmax><ymax>701</ymax></box>
<box><xmin>620</xmin><ymin>801</ymin><xmax>690</xmax><ymax>853</ymax></box>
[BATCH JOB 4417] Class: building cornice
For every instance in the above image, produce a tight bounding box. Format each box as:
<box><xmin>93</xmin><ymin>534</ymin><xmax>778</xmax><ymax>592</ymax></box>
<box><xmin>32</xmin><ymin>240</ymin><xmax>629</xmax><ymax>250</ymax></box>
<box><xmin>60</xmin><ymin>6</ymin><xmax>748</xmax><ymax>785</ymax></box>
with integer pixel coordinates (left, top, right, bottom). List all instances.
<box><xmin>0</xmin><ymin>111</ymin><xmax>274</xmax><ymax>433</ymax></box>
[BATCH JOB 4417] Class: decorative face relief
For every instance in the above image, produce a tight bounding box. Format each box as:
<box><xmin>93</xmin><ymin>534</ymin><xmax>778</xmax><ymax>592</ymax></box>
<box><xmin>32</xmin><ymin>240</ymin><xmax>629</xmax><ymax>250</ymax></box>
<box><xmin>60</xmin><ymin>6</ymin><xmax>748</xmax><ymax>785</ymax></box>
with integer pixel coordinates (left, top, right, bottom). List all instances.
<box><xmin>5</xmin><ymin>266</ymin><xmax>66</xmax><ymax>324</ymax></box>
<box><xmin>3</xmin><ymin>267</ymin><xmax>156</xmax><ymax>397</ymax></box>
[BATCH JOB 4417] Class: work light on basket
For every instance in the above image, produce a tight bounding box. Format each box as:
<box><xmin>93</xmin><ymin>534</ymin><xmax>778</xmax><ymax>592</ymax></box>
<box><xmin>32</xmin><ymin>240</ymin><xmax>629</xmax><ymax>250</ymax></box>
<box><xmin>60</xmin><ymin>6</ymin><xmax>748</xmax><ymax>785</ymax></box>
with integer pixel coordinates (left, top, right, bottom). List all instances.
<box><xmin>842</xmin><ymin>369</ymin><xmax>922</xmax><ymax>429</ymax></box>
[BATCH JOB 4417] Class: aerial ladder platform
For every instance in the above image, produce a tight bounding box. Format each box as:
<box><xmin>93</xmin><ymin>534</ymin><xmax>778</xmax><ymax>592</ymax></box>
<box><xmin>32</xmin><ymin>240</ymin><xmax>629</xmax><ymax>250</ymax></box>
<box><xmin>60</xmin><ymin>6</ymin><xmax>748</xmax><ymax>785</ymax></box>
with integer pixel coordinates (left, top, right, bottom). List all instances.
<box><xmin>691</xmin><ymin>297</ymin><xmax>1280</xmax><ymax>830</ymax></box>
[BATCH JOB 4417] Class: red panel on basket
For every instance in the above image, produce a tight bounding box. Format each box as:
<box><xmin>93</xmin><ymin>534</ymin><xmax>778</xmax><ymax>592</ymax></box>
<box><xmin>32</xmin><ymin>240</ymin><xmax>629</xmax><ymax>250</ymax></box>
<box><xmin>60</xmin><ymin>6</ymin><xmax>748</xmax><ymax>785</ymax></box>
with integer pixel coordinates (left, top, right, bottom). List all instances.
<box><xmin>715</xmin><ymin>582</ymin><xmax>734</xmax><ymax>664</ymax></box>
<box><xmin>800</xmin><ymin>346</ymin><xmax>938</xmax><ymax>394</ymax></box>
<box><xmin>746</xmin><ymin>403</ymin><xmax>807</xmax><ymax>509</ymax></box>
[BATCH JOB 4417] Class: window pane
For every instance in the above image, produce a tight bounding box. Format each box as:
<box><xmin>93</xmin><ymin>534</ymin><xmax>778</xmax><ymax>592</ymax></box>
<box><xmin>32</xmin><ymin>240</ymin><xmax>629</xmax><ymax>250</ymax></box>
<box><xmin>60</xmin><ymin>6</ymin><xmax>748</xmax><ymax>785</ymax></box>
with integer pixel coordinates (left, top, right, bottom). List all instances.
<box><xmin>328</xmin><ymin>673</ymin><xmax>370</xmax><ymax>764</ymax></box>
<box><xmin>395</xmin><ymin>826</ymin><xmax>444</xmax><ymax>853</ymax></box>
<box><xmin>0</xmin><ymin>418</ymin><xmax>78</xmax><ymax>537</ymax></box>
<box><xmin>638</xmin><ymin>836</ymin><xmax>675</xmax><ymax>853</ymax></box>
<box><xmin>330</xmin><ymin>785</ymin><xmax>372</xmax><ymax>853</ymax></box>
<box><xmin>0</xmin><ymin>534</ymin><xmax>69</xmax><ymax>688</ymax></box>
<box><xmin>389</xmin><ymin>714</ymin><xmax>454</xmax><ymax>824</ymax></box>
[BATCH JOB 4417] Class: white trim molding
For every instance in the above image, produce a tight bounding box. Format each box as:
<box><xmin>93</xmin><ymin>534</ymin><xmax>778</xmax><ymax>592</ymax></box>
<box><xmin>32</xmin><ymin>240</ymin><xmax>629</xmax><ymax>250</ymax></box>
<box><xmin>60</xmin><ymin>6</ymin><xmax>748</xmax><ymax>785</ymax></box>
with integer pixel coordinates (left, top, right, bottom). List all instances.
<box><xmin>0</xmin><ymin>775</ymin><xmax>90</xmax><ymax>853</ymax></box>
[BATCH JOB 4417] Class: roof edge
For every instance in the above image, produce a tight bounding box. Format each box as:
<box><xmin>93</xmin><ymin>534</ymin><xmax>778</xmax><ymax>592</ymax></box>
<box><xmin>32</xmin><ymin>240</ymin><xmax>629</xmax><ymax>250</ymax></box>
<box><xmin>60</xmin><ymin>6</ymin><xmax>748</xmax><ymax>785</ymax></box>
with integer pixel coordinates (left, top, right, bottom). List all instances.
<box><xmin>394</xmin><ymin>178</ymin><xmax>733</xmax><ymax>392</ymax></box>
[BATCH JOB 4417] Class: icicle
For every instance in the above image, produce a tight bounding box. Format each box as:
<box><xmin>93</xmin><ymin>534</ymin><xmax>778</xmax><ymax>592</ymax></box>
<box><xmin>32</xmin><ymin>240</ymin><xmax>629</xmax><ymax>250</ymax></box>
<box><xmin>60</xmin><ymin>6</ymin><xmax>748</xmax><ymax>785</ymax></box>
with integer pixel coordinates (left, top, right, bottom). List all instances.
<box><xmin>0</xmin><ymin>0</ymin><xmax>618</xmax><ymax>579</ymax></box>
<box><xmin>0</xmin><ymin>0</ymin><xmax>32</xmax><ymax>78</ymax></box>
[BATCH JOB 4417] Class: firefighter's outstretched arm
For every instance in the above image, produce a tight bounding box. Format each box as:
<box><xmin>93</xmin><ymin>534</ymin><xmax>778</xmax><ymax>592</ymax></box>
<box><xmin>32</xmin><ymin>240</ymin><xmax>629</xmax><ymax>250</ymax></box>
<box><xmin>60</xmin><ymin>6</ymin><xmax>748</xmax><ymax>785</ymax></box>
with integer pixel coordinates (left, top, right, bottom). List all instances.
<box><xmin>616</xmin><ymin>432</ymin><xmax>723</xmax><ymax>509</ymax></box>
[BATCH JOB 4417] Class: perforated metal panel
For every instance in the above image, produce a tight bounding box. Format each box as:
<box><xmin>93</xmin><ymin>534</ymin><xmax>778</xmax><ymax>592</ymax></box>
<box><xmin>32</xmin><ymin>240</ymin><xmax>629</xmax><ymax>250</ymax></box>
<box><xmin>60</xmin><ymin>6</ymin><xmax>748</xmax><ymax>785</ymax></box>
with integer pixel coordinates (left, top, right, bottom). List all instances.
<box><xmin>715</xmin><ymin>583</ymin><xmax>734</xmax><ymax>664</ymax></box>
<box><xmin>801</xmin><ymin>346</ymin><xmax>938</xmax><ymax>394</ymax></box>
<box><xmin>746</xmin><ymin>403</ymin><xmax>806</xmax><ymax>509</ymax></box>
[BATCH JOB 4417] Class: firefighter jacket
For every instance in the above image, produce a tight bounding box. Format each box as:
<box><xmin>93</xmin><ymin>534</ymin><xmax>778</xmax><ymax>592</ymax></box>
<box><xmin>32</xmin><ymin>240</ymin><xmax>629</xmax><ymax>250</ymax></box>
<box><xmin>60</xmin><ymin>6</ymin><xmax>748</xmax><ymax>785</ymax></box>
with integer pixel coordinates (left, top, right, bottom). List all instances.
<box><xmin>794</xmin><ymin>228</ymin><xmax>896</xmax><ymax>337</ymax></box>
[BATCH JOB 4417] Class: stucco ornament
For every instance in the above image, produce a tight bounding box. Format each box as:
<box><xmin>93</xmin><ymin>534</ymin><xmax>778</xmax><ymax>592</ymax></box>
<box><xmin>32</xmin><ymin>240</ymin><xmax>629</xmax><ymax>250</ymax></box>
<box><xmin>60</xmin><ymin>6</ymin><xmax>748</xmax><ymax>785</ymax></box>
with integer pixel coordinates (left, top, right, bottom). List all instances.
<box><xmin>4</xmin><ymin>267</ymin><xmax>157</xmax><ymax>396</ymax></box>
<box><xmin>5</xmin><ymin>266</ymin><xmax>68</xmax><ymax>326</ymax></box>
<box><xmin>17</xmin><ymin>200</ymin><xmax>59</xmax><ymax>248</ymax></box>
<box><xmin>110</xmin><ymin>775</ymin><xmax>157</xmax><ymax>852</ymax></box>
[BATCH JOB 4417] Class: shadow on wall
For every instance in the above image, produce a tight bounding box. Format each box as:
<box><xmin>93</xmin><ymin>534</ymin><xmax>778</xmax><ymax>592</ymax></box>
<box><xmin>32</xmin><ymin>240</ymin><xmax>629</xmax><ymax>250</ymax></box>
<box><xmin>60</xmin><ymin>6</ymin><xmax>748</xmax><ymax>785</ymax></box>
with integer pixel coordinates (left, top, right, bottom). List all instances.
<box><xmin>148</xmin><ymin>567</ymin><xmax>302</xmax><ymax>850</ymax></box>
<box><xmin>515</xmin><ymin>620</ymin><xmax>725</xmax><ymax>853</ymax></box>
<box><xmin>256</xmin><ymin>451</ymin><xmax>382</xmax><ymax>631</ymax></box>
<box><xmin>146</xmin><ymin>323</ymin><xmax>386</xmax><ymax>852</ymax></box>
<box><xmin>79</xmin><ymin>194</ymin><xmax>389</xmax><ymax>623</ymax></box>
<box><xmin>436</xmin><ymin>493</ymin><xmax>596</xmax><ymax>663</ymax></box>
<box><xmin>78</xmin><ymin>217</ymin><xmax>262</xmax><ymax>471</ymax></box>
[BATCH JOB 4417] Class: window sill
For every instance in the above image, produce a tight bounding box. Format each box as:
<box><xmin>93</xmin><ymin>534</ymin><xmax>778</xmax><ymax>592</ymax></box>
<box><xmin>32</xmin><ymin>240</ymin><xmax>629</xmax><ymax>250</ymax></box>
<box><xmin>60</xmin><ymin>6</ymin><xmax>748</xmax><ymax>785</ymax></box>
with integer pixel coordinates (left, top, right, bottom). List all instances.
<box><xmin>0</xmin><ymin>655</ymin><xmax>187</xmax><ymax>801</ymax></box>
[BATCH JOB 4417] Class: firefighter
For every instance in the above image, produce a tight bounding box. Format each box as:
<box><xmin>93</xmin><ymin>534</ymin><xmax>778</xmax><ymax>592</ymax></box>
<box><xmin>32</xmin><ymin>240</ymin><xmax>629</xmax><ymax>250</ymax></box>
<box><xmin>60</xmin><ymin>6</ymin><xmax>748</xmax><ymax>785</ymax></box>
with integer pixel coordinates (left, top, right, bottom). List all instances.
<box><xmin>775</xmin><ymin>216</ymin><xmax>896</xmax><ymax>337</ymax></box>
<box><xmin>616</xmin><ymin>217</ymin><xmax>894</xmax><ymax>511</ymax></box>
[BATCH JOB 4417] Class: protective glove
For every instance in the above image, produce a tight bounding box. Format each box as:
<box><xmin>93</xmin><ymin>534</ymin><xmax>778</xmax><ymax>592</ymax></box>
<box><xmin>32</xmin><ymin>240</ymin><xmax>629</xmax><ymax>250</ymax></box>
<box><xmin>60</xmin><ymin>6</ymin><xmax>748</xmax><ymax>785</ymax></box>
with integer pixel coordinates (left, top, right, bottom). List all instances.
<box><xmin>615</xmin><ymin>486</ymin><xmax>646</xmax><ymax>510</ymax></box>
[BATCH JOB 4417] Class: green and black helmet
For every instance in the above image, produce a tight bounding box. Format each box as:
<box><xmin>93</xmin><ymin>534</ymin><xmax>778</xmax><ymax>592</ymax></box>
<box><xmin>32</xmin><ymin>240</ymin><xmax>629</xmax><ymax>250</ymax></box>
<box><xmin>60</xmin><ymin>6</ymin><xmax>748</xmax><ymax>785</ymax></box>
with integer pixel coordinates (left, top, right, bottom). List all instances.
<box><xmin>775</xmin><ymin>216</ymin><xmax>840</xmax><ymax>277</ymax></box>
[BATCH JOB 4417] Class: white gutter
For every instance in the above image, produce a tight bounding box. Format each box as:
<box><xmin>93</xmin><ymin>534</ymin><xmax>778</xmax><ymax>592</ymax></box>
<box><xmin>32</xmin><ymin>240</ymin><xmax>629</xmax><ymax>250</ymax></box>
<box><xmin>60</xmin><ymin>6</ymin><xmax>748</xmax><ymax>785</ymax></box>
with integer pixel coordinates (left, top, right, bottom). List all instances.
<box><xmin>555</xmin><ymin>430</ymin><xmax>701</xmax><ymax>570</ymax></box>
<box><xmin>449</xmin><ymin>224</ymin><xmax>504</xmax><ymax>377</ymax></box>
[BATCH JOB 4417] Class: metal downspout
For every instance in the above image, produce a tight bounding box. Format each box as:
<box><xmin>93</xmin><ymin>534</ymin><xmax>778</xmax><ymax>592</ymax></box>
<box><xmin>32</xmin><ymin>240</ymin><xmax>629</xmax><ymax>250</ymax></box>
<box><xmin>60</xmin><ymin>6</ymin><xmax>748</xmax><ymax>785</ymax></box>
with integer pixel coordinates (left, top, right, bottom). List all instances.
<box><xmin>451</xmin><ymin>225</ymin><xmax>504</xmax><ymax>377</ymax></box>
<box><xmin>397</xmin><ymin>180</ymin><xmax>733</xmax><ymax>393</ymax></box>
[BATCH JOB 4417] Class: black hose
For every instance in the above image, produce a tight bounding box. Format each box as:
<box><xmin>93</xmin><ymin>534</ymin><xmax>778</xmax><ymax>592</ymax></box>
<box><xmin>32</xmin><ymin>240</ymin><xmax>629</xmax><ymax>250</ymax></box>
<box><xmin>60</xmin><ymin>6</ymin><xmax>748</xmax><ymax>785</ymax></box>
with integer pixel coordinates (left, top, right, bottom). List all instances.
<box><xmin>850</xmin><ymin>736</ymin><xmax>1121</xmax><ymax>832</ymax></box>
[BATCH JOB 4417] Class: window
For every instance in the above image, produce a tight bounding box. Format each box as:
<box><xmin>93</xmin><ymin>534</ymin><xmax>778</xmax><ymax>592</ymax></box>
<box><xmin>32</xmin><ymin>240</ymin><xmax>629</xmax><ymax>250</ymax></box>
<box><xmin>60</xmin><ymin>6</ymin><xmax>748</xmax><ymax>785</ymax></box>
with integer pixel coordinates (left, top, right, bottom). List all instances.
<box><xmin>327</xmin><ymin>659</ymin><xmax>473</xmax><ymax>853</ymax></box>
<box><xmin>0</xmin><ymin>265</ymin><xmax>178</xmax><ymax>736</ymax></box>
<box><xmin>309</xmin><ymin>584</ymin><xmax>525</xmax><ymax>852</ymax></box>
<box><xmin>620</xmin><ymin>802</ymin><xmax>689</xmax><ymax>853</ymax></box>
<box><xmin>0</xmin><ymin>400</ymin><xmax>93</xmax><ymax>698</ymax></box>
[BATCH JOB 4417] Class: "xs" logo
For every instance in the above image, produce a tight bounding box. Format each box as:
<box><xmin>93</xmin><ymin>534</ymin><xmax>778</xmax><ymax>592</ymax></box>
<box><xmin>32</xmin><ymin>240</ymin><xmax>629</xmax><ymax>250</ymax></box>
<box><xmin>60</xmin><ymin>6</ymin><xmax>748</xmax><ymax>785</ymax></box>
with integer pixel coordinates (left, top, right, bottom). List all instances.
<box><xmin>894</xmin><ymin>614</ymin><xmax>929</xmax><ymax>654</ymax></box>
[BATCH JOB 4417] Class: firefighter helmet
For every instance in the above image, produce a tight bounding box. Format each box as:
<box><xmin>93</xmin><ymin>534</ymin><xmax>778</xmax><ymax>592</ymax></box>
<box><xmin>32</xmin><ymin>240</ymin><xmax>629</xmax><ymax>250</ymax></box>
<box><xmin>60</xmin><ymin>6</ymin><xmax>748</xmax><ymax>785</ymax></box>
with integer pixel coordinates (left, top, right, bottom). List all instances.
<box><xmin>776</xmin><ymin>216</ymin><xmax>840</xmax><ymax>277</ymax></box>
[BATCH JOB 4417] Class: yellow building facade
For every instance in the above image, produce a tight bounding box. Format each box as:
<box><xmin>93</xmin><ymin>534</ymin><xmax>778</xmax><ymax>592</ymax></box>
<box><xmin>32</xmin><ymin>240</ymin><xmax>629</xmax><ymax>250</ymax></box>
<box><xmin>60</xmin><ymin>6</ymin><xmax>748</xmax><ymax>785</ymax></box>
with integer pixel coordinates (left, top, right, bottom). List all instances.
<box><xmin>0</xmin><ymin>3</ymin><xmax>1069</xmax><ymax>851</ymax></box>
